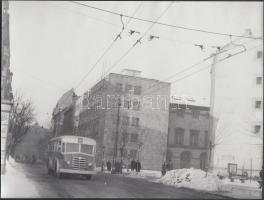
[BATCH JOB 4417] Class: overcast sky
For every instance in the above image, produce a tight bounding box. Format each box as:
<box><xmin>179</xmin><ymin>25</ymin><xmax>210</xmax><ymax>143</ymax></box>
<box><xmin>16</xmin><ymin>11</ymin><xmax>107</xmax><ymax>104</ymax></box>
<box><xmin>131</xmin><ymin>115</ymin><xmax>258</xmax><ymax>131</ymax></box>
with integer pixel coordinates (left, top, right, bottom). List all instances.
<box><xmin>9</xmin><ymin>1</ymin><xmax>263</xmax><ymax>127</ymax></box>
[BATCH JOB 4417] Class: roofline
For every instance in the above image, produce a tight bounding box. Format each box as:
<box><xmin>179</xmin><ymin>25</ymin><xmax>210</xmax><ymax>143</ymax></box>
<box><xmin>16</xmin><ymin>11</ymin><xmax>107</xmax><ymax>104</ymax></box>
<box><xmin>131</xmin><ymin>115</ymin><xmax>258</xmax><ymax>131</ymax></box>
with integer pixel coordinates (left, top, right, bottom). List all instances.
<box><xmin>108</xmin><ymin>72</ymin><xmax>171</xmax><ymax>85</ymax></box>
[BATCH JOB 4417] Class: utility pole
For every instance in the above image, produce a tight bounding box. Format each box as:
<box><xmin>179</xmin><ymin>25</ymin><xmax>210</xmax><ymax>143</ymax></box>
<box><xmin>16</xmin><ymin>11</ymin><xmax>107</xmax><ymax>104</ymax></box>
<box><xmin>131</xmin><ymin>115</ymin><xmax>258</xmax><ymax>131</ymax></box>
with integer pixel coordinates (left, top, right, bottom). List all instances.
<box><xmin>112</xmin><ymin>98</ymin><xmax>121</xmax><ymax>172</ymax></box>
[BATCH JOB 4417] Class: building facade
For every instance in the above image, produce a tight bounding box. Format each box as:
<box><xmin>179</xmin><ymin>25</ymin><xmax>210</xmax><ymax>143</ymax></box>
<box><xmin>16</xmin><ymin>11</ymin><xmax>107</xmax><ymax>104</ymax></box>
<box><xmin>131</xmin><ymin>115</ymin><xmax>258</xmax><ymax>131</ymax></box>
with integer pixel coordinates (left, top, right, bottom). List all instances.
<box><xmin>52</xmin><ymin>89</ymin><xmax>77</xmax><ymax>137</ymax></box>
<box><xmin>78</xmin><ymin>70</ymin><xmax>171</xmax><ymax>170</ymax></box>
<box><xmin>1</xmin><ymin>1</ymin><xmax>13</xmax><ymax>174</ymax></box>
<box><xmin>167</xmin><ymin>95</ymin><xmax>210</xmax><ymax>171</ymax></box>
<box><xmin>210</xmin><ymin>29</ymin><xmax>263</xmax><ymax>176</ymax></box>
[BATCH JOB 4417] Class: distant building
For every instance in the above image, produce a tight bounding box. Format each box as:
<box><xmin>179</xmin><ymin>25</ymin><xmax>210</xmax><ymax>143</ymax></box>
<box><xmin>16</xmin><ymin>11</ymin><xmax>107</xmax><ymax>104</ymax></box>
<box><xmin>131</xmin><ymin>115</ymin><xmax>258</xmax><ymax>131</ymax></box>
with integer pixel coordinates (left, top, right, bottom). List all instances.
<box><xmin>78</xmin><ymin>70</ymin><xmax>171</xmax><ymax>170</ymax></box>
<box><xmin>52</xmin><ymin>89</ymin><xmax>78</xmax><ymax>137</ymax></box>
<box><xmin>167</xmin><ymin>95</ymin><xmax>210</xmax><ymax>171</ymax></box>
<box><xmin>210</xmin><ymin>29</ymin><xmax>263</xmax><ymax>176</ymax></box>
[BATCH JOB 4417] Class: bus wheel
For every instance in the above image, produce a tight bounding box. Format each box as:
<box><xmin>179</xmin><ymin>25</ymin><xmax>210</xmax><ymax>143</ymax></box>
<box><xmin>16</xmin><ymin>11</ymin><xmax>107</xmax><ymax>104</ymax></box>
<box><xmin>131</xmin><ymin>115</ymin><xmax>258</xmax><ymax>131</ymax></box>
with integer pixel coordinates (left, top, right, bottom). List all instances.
<box><xmin>85</xmin><ymin>175</ymin><xmax>92</xmax><ymax>180</ymax></box>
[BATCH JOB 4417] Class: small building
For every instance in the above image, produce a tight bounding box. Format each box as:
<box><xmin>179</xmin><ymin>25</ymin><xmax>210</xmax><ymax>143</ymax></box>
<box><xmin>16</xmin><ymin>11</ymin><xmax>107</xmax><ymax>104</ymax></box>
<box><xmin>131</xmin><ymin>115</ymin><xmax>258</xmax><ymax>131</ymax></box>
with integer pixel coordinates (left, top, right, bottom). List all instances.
<box><xmin>167</xmin><ymin>95</ymin><xmax>210</xmax><ymax>171</ymax></box>
<box><xmin>78</xmin><ymin>69</ymin><xmax>171</xmax><ymax>170</ymax></box>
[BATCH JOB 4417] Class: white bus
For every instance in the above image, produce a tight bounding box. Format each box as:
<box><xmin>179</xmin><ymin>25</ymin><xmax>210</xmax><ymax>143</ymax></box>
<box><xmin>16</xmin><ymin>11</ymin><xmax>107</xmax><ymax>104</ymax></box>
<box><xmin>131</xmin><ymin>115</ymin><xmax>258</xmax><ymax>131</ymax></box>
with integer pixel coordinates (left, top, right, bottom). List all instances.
<box><xmin>47</xmin><ymin>135</ymin><xmax>97</xmax><ymax>179</ymax></box>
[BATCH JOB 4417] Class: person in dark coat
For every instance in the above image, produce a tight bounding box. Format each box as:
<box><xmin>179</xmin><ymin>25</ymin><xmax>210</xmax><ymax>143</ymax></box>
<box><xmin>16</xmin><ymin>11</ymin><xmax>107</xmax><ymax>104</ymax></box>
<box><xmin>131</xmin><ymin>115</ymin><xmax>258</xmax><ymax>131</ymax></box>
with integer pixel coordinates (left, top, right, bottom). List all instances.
<box><xmin>162</xmin><ymin>162</ymin><xmax>167</xmax><ymax>176</ymax></box>
<box><xmin>106</xmin><ymin>161</ymin><xmax>111</xmax><ymax>171</ymax></box>
<box><xmin>131</xmin><ymin>159</ymin><xmax>136</xmax><ymax>171</ymax></box>
<box><xmin>136</xmin><ymin>160</ymin><xmax>141</xmax><ymax>172</ymax></box>
<box><xmin>259</xmin><ymin>167</ymin><xmax>263</xmax><ymax>188</ymax></box>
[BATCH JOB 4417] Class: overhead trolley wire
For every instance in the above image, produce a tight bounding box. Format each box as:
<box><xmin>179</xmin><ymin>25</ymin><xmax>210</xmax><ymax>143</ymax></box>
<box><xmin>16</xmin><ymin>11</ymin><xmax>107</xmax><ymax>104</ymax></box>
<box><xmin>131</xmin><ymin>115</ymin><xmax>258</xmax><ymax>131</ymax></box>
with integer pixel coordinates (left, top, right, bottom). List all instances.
<box><xmin>69</xmin><ymin>1</ymin><xmax>263</xmax><ymax>40</ymax></box>
<box><xmin>74</xmin><ymin>2</ymin><xmax>143</xmax><ymax>90</ymax></box>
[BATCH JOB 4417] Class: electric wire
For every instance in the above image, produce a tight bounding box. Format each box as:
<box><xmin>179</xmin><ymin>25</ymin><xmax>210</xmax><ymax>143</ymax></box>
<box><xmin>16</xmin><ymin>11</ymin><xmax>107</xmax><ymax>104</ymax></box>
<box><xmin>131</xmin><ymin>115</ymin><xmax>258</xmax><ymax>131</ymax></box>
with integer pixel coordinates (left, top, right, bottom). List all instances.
<box><xmin>69</xmin><ymin>1</ymin><xmax>263</xmax><ymax>40</ymax></box>
<box><xmin>74</xmin><ymin>2</ymin><xmax>143</xmax><ymax>90</ymax></box>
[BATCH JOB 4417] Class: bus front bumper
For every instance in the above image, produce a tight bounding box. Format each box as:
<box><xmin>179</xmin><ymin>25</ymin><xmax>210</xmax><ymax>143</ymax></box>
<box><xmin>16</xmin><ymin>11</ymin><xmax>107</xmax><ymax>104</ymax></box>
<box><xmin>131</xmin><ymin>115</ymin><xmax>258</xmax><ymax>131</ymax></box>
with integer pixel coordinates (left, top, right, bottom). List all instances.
<box><xmin>59</xmin><ymin>168</ymin><xmax>97</xmax><ymax>175</ymax></box>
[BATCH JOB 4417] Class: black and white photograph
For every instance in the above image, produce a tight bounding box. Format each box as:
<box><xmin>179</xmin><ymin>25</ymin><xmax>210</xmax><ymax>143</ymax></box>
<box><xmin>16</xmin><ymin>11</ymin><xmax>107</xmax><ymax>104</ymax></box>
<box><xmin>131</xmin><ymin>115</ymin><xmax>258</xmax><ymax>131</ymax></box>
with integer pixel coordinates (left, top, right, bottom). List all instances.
<box><xmin>1</xmin><ymin>0</ymin><xmax>263</xmax><ymax>198</ymax></box>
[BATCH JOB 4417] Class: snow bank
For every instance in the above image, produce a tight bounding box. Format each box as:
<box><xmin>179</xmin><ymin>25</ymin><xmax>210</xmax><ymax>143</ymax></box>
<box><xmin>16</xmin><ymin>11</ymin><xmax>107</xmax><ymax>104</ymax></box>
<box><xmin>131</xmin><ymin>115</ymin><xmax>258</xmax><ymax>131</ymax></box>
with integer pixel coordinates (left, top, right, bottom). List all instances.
<box><xmin>1</xmin><ymin>157</ymin><xmax>39</xmax><ymax>198</ymax></box>
<box><xmin>158</xmin><ymin>168</ymin><xmax>223</xmax><ymax>192</ymax></box>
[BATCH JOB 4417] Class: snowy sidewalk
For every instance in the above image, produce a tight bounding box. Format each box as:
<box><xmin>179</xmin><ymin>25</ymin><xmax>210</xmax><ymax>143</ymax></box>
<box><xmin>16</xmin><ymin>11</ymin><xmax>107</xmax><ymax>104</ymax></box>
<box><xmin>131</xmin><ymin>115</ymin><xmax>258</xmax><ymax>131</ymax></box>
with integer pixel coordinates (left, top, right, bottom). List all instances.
<box><xmin>211</xmin><ymin>179</ymin><xmax>262</xmax><ymax>199</ymax></box>
<box><xmin>123</xmin><ymin>168</ymin><xmax>262</xmax><ymax>199</ymax></box>
<box><xmin>1</xmin><ymin>158</ymin><xmax>40</xmax><ymax>198</ymax></box>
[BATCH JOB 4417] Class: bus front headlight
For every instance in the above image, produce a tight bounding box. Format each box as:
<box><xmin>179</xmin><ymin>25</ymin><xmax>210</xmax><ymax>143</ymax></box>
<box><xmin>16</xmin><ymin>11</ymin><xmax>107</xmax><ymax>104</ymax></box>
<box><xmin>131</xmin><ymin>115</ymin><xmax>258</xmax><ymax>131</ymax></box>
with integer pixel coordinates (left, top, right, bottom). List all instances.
<box><xmin>66</xmin><ymin>161</ymin><xmax>70</xmax><ymax>165</ymax></box>
<box><xmin>88</xmin><ymin>162</ymin><xmax>92</xmax><ymax>167</ymax></box>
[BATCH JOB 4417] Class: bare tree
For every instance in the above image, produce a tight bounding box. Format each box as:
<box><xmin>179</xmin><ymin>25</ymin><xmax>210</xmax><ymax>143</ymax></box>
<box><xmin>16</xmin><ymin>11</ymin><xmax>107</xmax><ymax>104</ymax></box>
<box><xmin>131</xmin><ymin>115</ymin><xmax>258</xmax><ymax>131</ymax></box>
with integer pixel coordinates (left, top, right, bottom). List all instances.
<box><xmin>7</xmin><ymin>92</ymin><xmax>35</xmax><ymax>157</ymax></box>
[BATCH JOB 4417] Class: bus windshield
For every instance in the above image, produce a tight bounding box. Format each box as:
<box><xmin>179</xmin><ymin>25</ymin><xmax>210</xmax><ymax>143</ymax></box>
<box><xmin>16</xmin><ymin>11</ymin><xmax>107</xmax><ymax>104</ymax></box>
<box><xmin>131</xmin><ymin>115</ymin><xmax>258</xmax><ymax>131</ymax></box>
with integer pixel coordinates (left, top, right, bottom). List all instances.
<box><xmin>80</xmin><ymin>144</ymin><xmax>93</xmax><ymax>154</ymax></box>
<box><xmin>65</xmin><ymin>143</ymin><xmax>79</xmax><ymax>153</ymax></box>
<box><xmin>63</xmin><ymin>143</ymin><xmax>94</xmax><ymax>154</ymax></box>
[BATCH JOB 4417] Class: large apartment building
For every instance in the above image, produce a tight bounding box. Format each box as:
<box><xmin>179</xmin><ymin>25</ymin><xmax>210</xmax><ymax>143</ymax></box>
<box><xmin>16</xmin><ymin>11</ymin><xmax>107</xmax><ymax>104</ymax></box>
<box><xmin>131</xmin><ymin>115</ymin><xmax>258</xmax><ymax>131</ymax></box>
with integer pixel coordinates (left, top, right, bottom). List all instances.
<box><xmin>210</xmin><ymin>29</ymin><xmax>263</xmax><ymax>176</ymax></box>
<box><xmin>167</xmin><ymin>95</ymin><xmax>210</xmax><ymax>171</ymax></box>
<box><xmin>78</xmin><ymin>69</ymin><xmax>171</xmax><ymax>170</ymax></box>
<box><xmin>52</xmin><ymin>89</ymin><xmax>78</xmax><ymax>137</ymax></box>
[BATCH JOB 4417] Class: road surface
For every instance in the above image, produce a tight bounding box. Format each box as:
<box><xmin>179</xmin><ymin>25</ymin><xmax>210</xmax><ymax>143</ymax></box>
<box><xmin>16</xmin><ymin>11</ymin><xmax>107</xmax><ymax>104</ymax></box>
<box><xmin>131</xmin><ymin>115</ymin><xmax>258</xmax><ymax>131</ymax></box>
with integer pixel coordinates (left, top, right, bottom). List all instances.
<box><xmin>10</xmin><ymin>162</ymin><xmax>227</xmax><ymax>198</ymax></box>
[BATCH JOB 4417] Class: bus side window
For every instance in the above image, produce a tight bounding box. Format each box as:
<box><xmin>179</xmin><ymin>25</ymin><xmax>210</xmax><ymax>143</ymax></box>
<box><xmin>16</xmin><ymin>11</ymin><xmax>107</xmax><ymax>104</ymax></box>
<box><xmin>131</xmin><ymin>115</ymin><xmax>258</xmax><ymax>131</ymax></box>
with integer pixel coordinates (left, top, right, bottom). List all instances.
<box><xmin>62</xmin><ymin>143</ymin><xmax>65</xmax><ymax>152</ymax></box>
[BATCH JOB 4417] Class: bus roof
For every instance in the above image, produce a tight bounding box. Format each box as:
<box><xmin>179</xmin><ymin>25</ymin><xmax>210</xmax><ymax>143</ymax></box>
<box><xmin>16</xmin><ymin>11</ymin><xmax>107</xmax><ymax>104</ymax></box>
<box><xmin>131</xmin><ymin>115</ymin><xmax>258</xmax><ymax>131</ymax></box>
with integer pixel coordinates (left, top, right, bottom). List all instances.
<box><xmin>50</xmin><ymin>135</ymin><xmax>96</xmax><ymax>145</ymax></box>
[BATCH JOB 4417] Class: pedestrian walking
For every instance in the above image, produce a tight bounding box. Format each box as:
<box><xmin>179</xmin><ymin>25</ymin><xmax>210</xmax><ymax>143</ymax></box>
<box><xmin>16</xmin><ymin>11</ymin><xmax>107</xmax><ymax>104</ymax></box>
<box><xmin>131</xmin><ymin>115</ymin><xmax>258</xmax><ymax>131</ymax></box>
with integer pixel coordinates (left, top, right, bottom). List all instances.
<box><xmin>136</xmin><ymin>160</ymin><xmax>141</xmax><ymax>172</ymax></box>
<box><xmin>106</xmin><ymin>161</ymin><xmax>111</xmax><ymax>171</ymax></box>
<box><xmin>259</xmin><ymin>167</ymin><xmax>263</xmax><ymax>189</ymax></box>
<box><xmin>131</xmin><ymin>159</ymin><xmax>136</xmax><ymax>171</ymax></box>
<box><xmin>162</xmin><ymin>162</ymin><xmax>167</xmax><ymax>176</ymax></box>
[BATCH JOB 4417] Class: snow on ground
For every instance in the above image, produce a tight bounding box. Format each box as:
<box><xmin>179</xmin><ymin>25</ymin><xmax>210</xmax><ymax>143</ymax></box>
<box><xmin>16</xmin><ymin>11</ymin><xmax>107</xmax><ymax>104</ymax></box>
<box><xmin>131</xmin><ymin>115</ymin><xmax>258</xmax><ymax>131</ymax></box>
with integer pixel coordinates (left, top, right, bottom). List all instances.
<box><xmin>158</xmin><ymin>168</ymin><xmax>223</xmax><ymax>192</ymax></box>
<box><xmin>1</xmin><ymin>157</ymin><xmax>39</xmax><ymax>198</ymax></box>
<box><xmin>221</xmin><ymin>177</ymin><xmax>261</xmax><ymax>188</ymax></box>
<box><xmin>125</xmin><ymin>170</ymin><xmax>162</xmax><ymax>179</ymax></box>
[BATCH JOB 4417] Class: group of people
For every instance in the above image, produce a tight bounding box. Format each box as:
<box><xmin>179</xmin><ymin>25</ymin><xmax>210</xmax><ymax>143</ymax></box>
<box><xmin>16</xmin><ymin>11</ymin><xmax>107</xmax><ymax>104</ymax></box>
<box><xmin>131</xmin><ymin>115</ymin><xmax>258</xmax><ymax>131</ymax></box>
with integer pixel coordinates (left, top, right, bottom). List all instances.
<box><xmin>161</xmin><ymin>160</ymin><xmax>173</xmax><ymax>176</ymax></box>
<box><xmin>105</xmin><ymin>159</ymin><xmax>142</xmax><ymax>173</ymax></box>
<box><xmin>130</xmin><ymin>159</ymin><xmax>141</xmax><ymax>172</ymax></box>
<box><xmin>106</xmin><ymin>160</ymin><xmax>123</xmax><ymax>174</ymax></box>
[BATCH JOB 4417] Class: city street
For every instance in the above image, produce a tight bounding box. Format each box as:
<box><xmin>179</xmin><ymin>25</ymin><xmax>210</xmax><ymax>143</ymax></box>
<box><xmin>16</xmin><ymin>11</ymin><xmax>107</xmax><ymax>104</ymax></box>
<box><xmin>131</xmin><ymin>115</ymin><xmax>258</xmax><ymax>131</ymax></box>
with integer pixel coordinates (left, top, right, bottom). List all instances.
<box><xmin>11</xmin><ymin>162</ymin><xmax>226</xmax><ymax>198</ymax></box>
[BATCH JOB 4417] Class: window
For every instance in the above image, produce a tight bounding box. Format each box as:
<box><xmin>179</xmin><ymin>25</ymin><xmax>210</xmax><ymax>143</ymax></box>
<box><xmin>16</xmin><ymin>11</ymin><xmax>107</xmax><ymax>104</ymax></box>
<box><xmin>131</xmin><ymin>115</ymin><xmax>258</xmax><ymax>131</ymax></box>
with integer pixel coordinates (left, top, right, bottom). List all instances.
<box><xmin>190</xmin><ymin>130</ymin><xmax>199</xmax><ymax>146</ymax></box>
<box><xmin>130</xmin><ymin>133</ymin><xmax>138</xmax><ymax>142</ymax></box>
<box><xmin>255</xmin><ymin>100</ymin><xmax>262</xmax><ymax>109</ymax></box>
<box><xmin>132</xmin><ymin>117</ymin><xmax>139</xmax><ymax>126</ymax></box>
<box><xmin>254</xmin><ymin>125</ymin><xmax>261</xmax><ymax>134</ymax></box>
<box><xmin>122</xmin><ymin>116</ymin><xmax>130</xmax><ymax>126</ymax></box>
<box><xmin>81</xmin><ymin>144</ymin><xmax>93</xmax><ymax>154</ymax></box>
<box><xmin>116</xmin><ymin>83</ymin><xmax>123</xmax><ymax>92</ymax></box>
<box><xmin>257</xmin><ymin>51</ymin><xmax>263</xmax><ymax>58</ymax></box>
<box><xmin>132</xmin><ymin>100</ymin><xmax>140</xmax><ymax>110</ymax></box>
<box><xmin>125</xmin><ymin>84</ymin><xmax>133</xmax><ymax>93</ymax></box>
<box><xmin>122</xmin><ymin>132</ymin><xmax>129</xmax><ymax>143</ymax></box>
<box><xmin>65</xmin><ymin>143</ymin><xmax>79</xmax><ymax>153</ymax></box>
<box><xmin>174</xmin><ymin>128</ymin><xmax>184</xmax><ymax>145</ymax></box>
<box><xmin>204</xmin><ymin>131</ymin><xmax>209</xmax><ymax>147</ymax></box>
<box><xmin>256</xmin><ymin>77</ymin><xmax>262</xmax><ymax>85</ymax></box>
<box><xmin>176</xmin><ymin>109</ymin><xmax>185</xmax><ymax>117</ymax></box>
<box><xmin>205</xmin><ymin>112</ymin><xmax>210</xmax><ymax>119</ymax></box>
<box><xmin>134</xmin><ymin>86</ymin><xmax>142</xmax><ymax>95</ymax></box>
<box><xmin>62</xmin><ymin>143</ymin><xmax>65</xmax><ymax>152</ymax></box>
<box><xmin>124</xmin><ymin>100</ymin><xmax>131</xmax><ymax>109</ymax></box>
<box><xmin>192</xmin><ymin>110</ymin><xmax>200</xmax><ymax>119</ymax></box>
